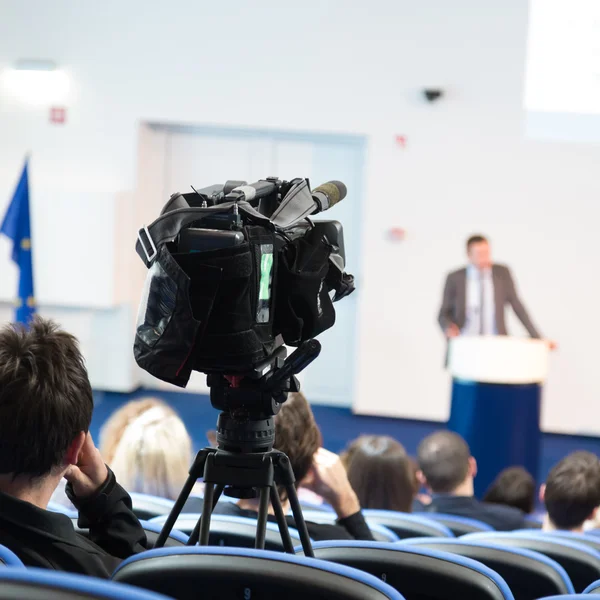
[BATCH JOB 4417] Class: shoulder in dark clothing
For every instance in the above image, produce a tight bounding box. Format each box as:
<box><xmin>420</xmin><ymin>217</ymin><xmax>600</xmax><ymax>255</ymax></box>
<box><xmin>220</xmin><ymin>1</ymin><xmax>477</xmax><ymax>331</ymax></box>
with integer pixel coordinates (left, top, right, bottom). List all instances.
<box><xmin>0</xmin><ymin>469</ymin><xmax>147</xmax><ymax>578</ymax></box>
<box><xmin>423</xmin><ymin>495</ymin><xmax>525</xmax><ymax>531</ymax></box>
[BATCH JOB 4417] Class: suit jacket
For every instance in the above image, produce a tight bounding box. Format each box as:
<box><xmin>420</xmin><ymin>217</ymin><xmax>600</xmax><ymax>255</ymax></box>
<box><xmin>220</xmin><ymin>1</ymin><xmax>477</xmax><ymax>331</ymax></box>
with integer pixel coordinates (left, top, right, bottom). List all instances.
<box><xmin>438</xmin><ymin>264</ymin><xmax>541</xmax><ymax>338</ymax></box>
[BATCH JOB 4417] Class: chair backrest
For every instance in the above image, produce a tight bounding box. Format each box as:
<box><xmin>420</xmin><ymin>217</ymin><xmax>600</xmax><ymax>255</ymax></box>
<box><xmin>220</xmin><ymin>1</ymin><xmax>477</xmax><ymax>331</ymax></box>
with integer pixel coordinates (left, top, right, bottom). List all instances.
<box><xmin>112</xmin><ymin>546</ymin><xmax>405</xmax><ymax>599</ymax></box>
<box><xmin>128</xmin><ymin>493</ymin><xmax>175</xmax><ymax>520</ymax></box>
<box><xmin>537</xmin><ymin>531</ymin><xmax>600</xmax><ymax>554</ymax></box>
<box><xmin>362</xmin><ymin>510</ymin><xmax>455</xmax><ymax>539</ymax></box>
<box><xmin>47</xmin><ymin>502</ymin><xmax>78</xmax><ymax>518</ymax></box>
<box><xmin>403</xmin><ymin>537</ymin><xmax>574</xmax><ymax>599</ymax></box>
<box><xmin>149</xmin><ymin>513</ymin><xmax>303</xmax><ymax>551</ymax></box>
<box><xmin>71</xmin><ymin>519</ymin><xmax>187</xmax><ymax>548</ymax></box>
<box><xmin>523</xmin><ymin>514</ymin><xmax>543</xmax><ymax>530</ymax></box>
<box><xmin>300</xmin><ymin>510</ymin><xmax>453</xmax><ymax>539</ymax></box>
<box><xmin>585</xmin><ymin>578</ymin><xmax>600</xmax><ymax>593</ymax></box>
<box><xmin>414</xmin><ymin>512</ymin><xmax>494</xmax><ymax>535</ymax></box>
<box><xmin>303</xmin><ymin>541</ymin><xmax>513</xmax><ymax>600</ymax></box>
<box><xmin>369</xmin><ymin>524</ymin><xmax>400</xmax><ymax>543</ymax></box>
<box><xmin>0</xmin><ymin>545</ymin><xmax>25</xmax><ymax>568</ymax></box>
<box><xmin>463</xmin><ymin>532</ymin><xmax>600</xmax><ymax>592</ymax></box>
<box><xmin>0</xmin><ymin>567</ymin><xmax>172</xmax><ymax>600</ymax></box>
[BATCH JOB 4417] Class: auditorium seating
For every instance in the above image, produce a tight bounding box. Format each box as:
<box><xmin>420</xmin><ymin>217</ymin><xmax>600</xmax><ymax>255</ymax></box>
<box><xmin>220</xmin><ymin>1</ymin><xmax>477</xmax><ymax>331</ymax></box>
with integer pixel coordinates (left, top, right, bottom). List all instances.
<box><xmin>47</xmin><ymin>502</ymin><xmax>77</xmax><ymax>518</ymax></box>
<box><xmin>463</xmin><ymin>531</ymin><xmax>600</xmax><ymax>592</ymax></box>
<box><xmin>0</xmin><ymin>567</ymin><xmax>172</xmax><ymax>600</ymax></box>
<box><xmin>403</xmin><ymin>537</ymin><xmax>574</xmax><ymax>599</ymax></box>
<box><xmin>128</xmin><ymin>493</ymin><xmax>175</xmax><ymax>521</ymax></box>
<box><xmin>362</xmin><ymin>510</ymin><xmax>454</xmax><ymax>539</ymax></box>
<box><xmin>149</xmin><ymin>513</ymin><xmax>304</xmax><ymax>550</ymax></box>
<box><xmin>112</xmin><ymin>546</ymin><xmax>405</xmax><ymax>599</ymax></box>
<box><xmin>0</xmin><ymin>546</ymin><xmax>24</xmax><ymax>568</ymax></box>
<box><xmin>540</xmin><ymin>531</ymin><xmax>600</xmax><ymax>554</ymax></box>
<box><xmin>301</xmin><ymin>540</ymin><xmax>514</xmax><ymax>599</ymax></box>
<box><xmin>413</xmin><ymin>512</ymin><xmax>494</xmax><ymax>536</ymax></box>
<box><xmin>300</xmin><ymin>509</ymin><xmax>454</xmax><ymax>539</ymax></box>
<box><xmin>71</xmin><ymin>519</ymin><xmax>188</xmax><ymax>548</ymax></box>
<box><xmin>368</xmin><ymin>523</ymin><xmax>400</xmax><ymax>542</ymax></box>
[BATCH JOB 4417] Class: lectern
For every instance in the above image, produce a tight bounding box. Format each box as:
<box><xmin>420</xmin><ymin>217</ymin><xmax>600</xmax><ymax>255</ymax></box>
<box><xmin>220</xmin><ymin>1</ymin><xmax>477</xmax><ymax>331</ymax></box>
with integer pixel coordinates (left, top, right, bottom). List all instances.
<box><xmin>448</xmin><ymin>336</ymin><xmax>549</xmax><ymax>498</ymax></box>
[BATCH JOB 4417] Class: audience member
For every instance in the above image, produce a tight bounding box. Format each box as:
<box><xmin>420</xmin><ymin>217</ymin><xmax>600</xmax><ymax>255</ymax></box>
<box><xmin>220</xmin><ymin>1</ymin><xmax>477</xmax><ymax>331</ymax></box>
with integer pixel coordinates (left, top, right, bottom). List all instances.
<box><xmin>542</xmin><ymin>451</ymin><xmax>600</xmax><ymax>533</ymax></box>
<box><xmin>343</xmin><ymin>435</ymin><xmax>416</xmax><ymax>512</ymax></box>
<box><xmin>213</xmin><ymin>392</ymin><xmax>374</xmax><ymax>540</ymax></box>
<box><xmin>0</xmin><ymin>318</ymin><xmax>147</xmax><ymax>576</ymax></box>
<box><xmin>483</xmin><ymin>466</ymin><xmax>536</xmax><ymax>514</ymax></box>
<box><xmin>417</xmin><ymin>430</ymin><xmax>525</xmax><ymax>530</ymax></box>
<box><xmin>99</xmin><ymin>397</ymin><xmax>193</xmax><ymax>500</ymax></box>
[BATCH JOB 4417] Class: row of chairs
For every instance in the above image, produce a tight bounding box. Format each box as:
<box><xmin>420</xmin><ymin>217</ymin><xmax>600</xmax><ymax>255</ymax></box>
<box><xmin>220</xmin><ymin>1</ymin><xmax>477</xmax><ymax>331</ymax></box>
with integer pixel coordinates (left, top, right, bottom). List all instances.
<box><xmin>3</xmin><ymin>532</ymin><xmax>600</xmax><ymax>599</ymax></box>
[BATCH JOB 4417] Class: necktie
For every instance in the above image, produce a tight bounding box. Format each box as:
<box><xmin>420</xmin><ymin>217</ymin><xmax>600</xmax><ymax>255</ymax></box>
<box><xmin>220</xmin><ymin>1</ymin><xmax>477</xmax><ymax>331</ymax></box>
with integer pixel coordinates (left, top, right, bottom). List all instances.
<box><xmin>479</xmin><ymin>271</ymin><xmax>485</xmax><ymax>335</ymax></box>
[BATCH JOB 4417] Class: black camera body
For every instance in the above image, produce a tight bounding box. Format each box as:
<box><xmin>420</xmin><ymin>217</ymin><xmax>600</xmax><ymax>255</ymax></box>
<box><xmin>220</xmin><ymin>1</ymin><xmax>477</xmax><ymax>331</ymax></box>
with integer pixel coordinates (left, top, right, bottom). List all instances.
<box><xmin>134</xmin><ymin>177</ymin><xmax>354</xmax><ymax>388</ymax></box>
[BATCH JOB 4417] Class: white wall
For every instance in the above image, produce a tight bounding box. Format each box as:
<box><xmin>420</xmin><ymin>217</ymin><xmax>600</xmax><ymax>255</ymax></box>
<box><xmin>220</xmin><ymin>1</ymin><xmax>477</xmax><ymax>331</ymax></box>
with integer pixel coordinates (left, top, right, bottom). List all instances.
<box><xmin>1</xmin><ymin>0</ymin><xmax>600</xmax><ymax>434</ymax></box>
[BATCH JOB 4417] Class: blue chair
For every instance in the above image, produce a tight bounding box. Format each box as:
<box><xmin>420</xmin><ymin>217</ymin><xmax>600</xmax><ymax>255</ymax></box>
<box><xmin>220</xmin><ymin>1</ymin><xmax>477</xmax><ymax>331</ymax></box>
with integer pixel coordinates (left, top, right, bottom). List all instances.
<box><xmin>523</xmin><ymin>514</ymin><xmax>543</xmax><ymax>529</ymax></box>
<box><xmin>112</xmin><ymin>546</ymin><xmax>405</xmax><ymax>599</ymax></box>
<box><xmin>0</xmin><ymin>546</ymin><xmax>24</xmax><ymax>568</ymax></box>
<box><xmin>538</xmin><ymin>531</ymin><xmax>600</xmax><ymax>554</ymax></box>
<box><xmin>0</xmin><ymin>567</ymin><xmax>171</xmax><ymax>599</ymax></box>
<box><xmin>47</xmin><ymin>501</ymin><xmax>78</xmax><ymax>518</ymax></box>
<box><xmin>585</xmin><ymin>578</ymin><xmax>600</xmax><ymax>593</ymax></box>
<box><xmin>149</xmin><ymin>513</ymin><xmax>304</xmax><ymax>551</ymax></box>
<box><xmin>128</xmin><ymin>493</ymin><xmax>175</xmax><ymax>520</ymax></box>
<box><xmin>302</xmin><ymin>540</ymin><xmax>514</xmax><ymax>599</ymax></box>
<box><xmin>369</xmin><ymin>524</ymin><xmax>400</xmax><ymax>543</ymax></box>
<box><xmin>362</xmin><ymin>510</ymin><xmax>454</xmax><ymax>539</ymax></box>
<box><xmin>463</xmin><ymin>531</ymin><xmax>600</xmax><ymax>592</ymax></box>
<box><xmin>403</xmin><ymin>537</ymin><xmax>574</xmax><ymax>599</ymax></box>
<box><xmin>300</xmin><ymin>509</ymin><xmax>454</xmax><ymax>539</ymax></box>
<box><xmin>70</xmin><ymin>518</ymin><xmax>187</xmax><ymax>548</ymax></box>
<box><xmin>414</xmin><ymin>512</ymin><xmax>494</xmax><ymax>535</ymax></box>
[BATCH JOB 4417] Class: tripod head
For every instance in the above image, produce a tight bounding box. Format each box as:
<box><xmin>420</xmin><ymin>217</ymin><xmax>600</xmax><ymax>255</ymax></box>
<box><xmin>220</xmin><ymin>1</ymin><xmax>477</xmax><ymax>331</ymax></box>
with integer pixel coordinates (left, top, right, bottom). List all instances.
<box><xmin>207</xmin><ymin>340</ymin><xmax>321</xmax><ymax>454</ymax></box>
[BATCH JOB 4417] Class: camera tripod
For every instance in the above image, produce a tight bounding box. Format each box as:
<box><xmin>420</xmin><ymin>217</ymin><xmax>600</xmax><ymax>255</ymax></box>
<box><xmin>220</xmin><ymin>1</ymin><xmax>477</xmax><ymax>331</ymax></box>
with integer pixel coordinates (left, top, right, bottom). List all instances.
<box><xmin>154</xmin><ymin>340</ymin><xmax>321</xmax><ymax>557</ymax></box>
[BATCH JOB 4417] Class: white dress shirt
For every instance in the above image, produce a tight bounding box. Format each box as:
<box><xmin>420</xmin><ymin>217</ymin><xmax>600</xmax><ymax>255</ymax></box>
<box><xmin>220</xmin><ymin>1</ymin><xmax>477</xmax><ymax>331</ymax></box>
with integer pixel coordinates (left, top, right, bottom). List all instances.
<box><xmin>462</xmin><ymin>265</ymin><xmax>496</xmax><ymax>336</ymax></box>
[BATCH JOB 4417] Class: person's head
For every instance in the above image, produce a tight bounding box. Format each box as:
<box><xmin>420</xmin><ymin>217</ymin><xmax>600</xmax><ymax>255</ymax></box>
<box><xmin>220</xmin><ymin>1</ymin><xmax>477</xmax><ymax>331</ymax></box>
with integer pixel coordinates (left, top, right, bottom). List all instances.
<box><xmin>417</xmin><ymin>431</ymin><xmax>476</xmax><ymax>495</ymax></box>
<box><xmin>0</xmin><ymin>317</ymin><xmax>93</xmax><ymax>484</ymax></box>
<box><xmin>99</xmin><ymin>398</ymin><xmax>192</xmax><ymax>500</ymax></box>
<box><xmin>343</xmin><ymin>435</ymin><xmax>416</xmax><ymax>512</ymax></box>
<box><xmin>483</xmin><ymin>466</ymin><xmax>536</xmax><ymax>514</ymax></box>
<box><xmin>273</xmin><ymin>392</ymin><xmax>322</xmax><ymax>497</ymax></box>
<box><xmin>467</xmin><ymin>235</ymin><xmax>492</xmax><ymax>270</ymax></box>
<box><xmin>541</xmin><ymin>451</ymin><xmax>600</xmax><ymax>531</ymax></box>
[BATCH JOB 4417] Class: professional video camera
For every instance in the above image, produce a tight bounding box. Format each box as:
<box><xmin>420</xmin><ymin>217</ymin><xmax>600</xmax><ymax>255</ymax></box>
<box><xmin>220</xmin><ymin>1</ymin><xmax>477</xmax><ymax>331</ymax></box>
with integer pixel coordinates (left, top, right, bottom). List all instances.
<box><xmin>133</xmin><ymin>176</ymin><xmax>354</xmax><ymax>555</ymax></box>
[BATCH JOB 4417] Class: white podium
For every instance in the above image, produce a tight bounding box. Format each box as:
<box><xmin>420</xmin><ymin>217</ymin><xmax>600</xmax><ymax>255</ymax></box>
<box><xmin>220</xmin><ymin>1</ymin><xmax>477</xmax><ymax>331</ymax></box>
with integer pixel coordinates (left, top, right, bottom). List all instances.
<box><xmin>449</xmin><ymin>336</ymin><xmax>550</xmax><ymax>385</ymax></box>
<box><xmin>447</xmin><ymin>336</ymin><xmax>548</xmax><ymax>497</ymax></box>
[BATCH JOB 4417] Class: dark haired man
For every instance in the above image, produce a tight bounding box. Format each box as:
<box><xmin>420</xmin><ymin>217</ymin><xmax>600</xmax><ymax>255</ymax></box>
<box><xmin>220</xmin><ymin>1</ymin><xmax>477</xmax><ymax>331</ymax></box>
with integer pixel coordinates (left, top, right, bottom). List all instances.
<box><xmin>438</xmin><ymin>235</ymin><xmax>554</xmax><ymax>347</ymax></box>
<box><xmin>417</xmin><ymin>431</ymin><xmax>525</xmax><ymax>531</ymax></box>
<box><xmin>542</xmin><ymin>451</ymin><xmax>600</xmax><ymax>532</ymax></box>
<box><xmin>0</xmin><ymin>317</ymin><xmax>147</xmax><ymax>577</ymax></box>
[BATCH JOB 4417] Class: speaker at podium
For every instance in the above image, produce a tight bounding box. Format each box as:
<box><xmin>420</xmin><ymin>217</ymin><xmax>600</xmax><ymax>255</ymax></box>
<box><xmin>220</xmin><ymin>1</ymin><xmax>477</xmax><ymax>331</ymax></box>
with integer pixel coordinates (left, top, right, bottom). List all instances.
<box><xmin>447</xmin><ymin>336</ymin><xmax>550</xmax><ymax>498</ymax></box>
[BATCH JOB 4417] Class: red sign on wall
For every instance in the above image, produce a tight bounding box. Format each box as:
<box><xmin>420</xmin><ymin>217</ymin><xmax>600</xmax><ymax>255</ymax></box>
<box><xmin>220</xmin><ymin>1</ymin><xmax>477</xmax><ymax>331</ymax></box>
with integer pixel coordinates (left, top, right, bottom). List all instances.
<box><xmin>49</xmin><ymin>107</ymin><xmax>66</xmax><ymax>124</ymax></box>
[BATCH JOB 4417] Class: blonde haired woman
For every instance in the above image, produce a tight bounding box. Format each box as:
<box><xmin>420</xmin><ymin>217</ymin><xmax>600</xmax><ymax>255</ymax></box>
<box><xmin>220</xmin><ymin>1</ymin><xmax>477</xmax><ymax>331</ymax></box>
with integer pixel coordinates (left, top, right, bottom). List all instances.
<box><xmin>99</xmin><ymin>398</ymin><xmax>193</xmax><ymax>500</ymax></box>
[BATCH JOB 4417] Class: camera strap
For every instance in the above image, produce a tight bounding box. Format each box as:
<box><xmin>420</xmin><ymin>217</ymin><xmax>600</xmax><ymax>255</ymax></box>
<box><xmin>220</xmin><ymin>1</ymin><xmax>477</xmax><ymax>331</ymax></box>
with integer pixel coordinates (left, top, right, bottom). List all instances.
<box><xmin>136</xmin><ymin>200</ymin><xmax>274</xmax><ymax>267</ymax></box>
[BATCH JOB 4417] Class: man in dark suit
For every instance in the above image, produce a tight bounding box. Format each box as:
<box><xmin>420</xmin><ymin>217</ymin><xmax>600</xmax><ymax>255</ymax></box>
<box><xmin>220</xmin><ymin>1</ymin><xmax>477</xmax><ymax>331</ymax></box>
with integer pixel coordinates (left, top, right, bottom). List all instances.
<box><xmin>416</xmin><ymin>431</ymin><xmax>525</xmax><ymax>531</ymax></box>
<box><xmin>438</xmin><ymin>234</ymin><xmax>554</xmax><ymax>345</ymax></box>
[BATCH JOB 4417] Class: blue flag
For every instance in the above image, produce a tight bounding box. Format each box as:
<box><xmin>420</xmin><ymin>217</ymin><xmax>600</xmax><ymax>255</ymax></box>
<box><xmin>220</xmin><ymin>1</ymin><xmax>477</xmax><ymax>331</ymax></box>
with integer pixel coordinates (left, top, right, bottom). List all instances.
<box><xmin>1</xmin><ymin>159</ymin><xmax>35</xmax><ymax>324</ymax></box>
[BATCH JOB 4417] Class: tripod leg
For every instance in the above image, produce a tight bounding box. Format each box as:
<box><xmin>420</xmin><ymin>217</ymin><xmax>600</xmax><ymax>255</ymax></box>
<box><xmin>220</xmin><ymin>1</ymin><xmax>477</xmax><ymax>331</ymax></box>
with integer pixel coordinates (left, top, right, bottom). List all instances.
<box><xmin>155</xmin><ymin>469</ymin><xmax>199</xmax><ymax>548</ymax></box>
<box><xmin>198</xmin><ymin>482</ymin><xmax>215</xmax><ymax>546</ymax></box>
<box><xmin>255</xmin><ymin>486</ymin><xmax>270</xmax><ymax>550</ymax></box>
<box><xmin>270</xmin><ymin>486</ymin><xmax>295</xmax><ymax>554</ymax></box>
<box><xmin>286</xmin><ymin>483</ymin><xmax>314</xmax><ymax>557</ymax></box>
<box><xmin>188</xmin><ymin>484</ymin><xmax>224</xmax><ymax>546</ymax></box>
